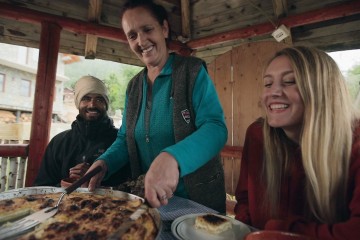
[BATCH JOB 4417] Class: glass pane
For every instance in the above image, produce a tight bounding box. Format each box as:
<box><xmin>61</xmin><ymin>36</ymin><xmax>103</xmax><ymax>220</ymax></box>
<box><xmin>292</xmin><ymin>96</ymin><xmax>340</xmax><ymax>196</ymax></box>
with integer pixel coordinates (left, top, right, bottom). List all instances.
<box><xmin>20</xmin><ymin>79</ymin><xmax>31</xmax><ymax>97</ymax></box>
<box><xmin>0</xmin><ymin>74</ymin><xmax>4</xmax><ymax>92</ymax></box>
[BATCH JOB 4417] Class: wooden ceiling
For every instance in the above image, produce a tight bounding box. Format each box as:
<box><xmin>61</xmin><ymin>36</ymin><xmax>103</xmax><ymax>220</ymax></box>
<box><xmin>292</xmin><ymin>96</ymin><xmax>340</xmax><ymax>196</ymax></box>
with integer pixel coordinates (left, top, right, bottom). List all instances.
<box><xmin>0</xmin><ymin>0</ymin><xmax>359</xmax><ymax>66</ymax></box>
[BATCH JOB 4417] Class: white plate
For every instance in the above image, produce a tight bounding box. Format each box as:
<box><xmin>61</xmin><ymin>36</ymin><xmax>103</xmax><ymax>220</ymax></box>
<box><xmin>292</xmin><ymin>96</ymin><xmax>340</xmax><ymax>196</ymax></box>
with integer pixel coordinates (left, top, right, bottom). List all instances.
<box><xmin>171</xmin><ymin>213</ymin><xmax>251</xmax><ymax>240</ymax></box>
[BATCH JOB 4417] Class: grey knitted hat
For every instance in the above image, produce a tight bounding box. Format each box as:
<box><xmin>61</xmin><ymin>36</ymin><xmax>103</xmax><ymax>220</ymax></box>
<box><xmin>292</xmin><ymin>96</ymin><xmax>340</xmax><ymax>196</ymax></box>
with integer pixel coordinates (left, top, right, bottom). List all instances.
<box><xmin>74</xmin><ymin>75</ymin><xmax>109</xmax><ymax>109</ymax></box>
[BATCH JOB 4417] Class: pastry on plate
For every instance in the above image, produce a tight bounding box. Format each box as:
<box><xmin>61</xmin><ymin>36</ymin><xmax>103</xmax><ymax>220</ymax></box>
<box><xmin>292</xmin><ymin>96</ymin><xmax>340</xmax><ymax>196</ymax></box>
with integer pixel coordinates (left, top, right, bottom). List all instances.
<box><xmin>194</xmin><ymin>213</ymin><xmax>232</xmax><ymax>234</ymax></box>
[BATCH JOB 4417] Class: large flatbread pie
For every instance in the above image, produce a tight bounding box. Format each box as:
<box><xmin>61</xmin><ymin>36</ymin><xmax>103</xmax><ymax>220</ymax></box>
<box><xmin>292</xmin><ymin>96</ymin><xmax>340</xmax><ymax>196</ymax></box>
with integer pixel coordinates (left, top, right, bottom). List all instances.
<box><xmin>0</xmin><ymin>191</ymin><xmax>159</xmax><ymax>240</ymax></box>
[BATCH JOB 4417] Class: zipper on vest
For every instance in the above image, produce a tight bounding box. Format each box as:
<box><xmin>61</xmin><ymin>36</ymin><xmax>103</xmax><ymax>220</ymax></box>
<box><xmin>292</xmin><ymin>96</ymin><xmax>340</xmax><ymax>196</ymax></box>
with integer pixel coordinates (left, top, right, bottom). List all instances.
<box><xmin>145</xmin><ymin>104</ymin><xmax>151</xmax><ymax>143</ymax></box>
<box><xmin>145</xmin><ymin>84</ymin><xmax>152</xmax><ymax>143</ymax></box>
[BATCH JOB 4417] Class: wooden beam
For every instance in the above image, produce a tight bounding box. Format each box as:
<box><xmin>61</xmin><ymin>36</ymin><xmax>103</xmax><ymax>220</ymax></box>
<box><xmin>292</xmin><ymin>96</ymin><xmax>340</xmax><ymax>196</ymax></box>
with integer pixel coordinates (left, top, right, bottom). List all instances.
<box><xmin>0</xmin><ymin>2</ymin><xmax>192</xmax><ymax>55</ymax></box>
<box><xmin>221</xmin><ymin>145</ymin><xmax>243</xmax><ymax>159</ymax></box>
<box><xmin>0</xmin><ymin>3</ymin><xmax>126</xmax><ymax>43</ymax></box>
<box><xmin>272</xmin><ymin>0</ymin><xmax>288</xmax><ymax>17</ymax></box>
<box><xmin>180</xmin><ymin>0</ymin><xmax>191</xmax><ymax>42</ymax></box>
<box><xmin>169</xmin><ymin>40</ymin><xmax>194</xmax><ymax>56</ymax></box>
<box><xmin>272</xmin><ymin>0</ymin><xmax>292</xmax><ymax>44</ymax></box>
<box><xmin>2</xmin><ymin>1</ymin><xmax>357</xmax><ymax>59</ymax></box>
<box><xmin>85</xmin><ymin>34</ymin><xmax>98</xmax><ymax>59</ymax></box>
<box><xmin>85</xmin><ymin>0</ymin><xmax>102</xmax><ymax>59</ymax></box>
<box><xmin>26</xmin><ymin>22</ymin><xmax>61</xmax><ymax>187</ymax></box>
<box><xmin>0</xmin><ymin>144</ymin><xmax>28</xmax><ymax>157</ymax></box>
<box><xmin>88</xmin><ymin>0</ymin><xmax>102</xmax><ymax>21</ymax></box>
<box><xmin>187</xmin><ymin>1</ymin><xmax>360</xmax><ymax>49</ymax></box>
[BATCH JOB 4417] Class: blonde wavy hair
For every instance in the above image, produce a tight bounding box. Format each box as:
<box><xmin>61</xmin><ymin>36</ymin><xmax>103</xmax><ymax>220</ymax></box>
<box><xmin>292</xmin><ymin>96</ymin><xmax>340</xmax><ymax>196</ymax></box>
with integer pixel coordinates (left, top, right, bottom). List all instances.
<box><xmin>263</xmin><ymin>46</ymin><xmax>358</xmax><ymax>223</ymax></box>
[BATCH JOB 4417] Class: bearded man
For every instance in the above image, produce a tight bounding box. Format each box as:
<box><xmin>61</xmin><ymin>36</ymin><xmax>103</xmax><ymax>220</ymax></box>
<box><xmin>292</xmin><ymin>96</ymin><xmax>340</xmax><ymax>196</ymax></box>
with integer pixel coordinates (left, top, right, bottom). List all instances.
<box><xmin>34</xmin><ymin>75</ymin><xmax>129</xmax><ymax>186</ymax></box>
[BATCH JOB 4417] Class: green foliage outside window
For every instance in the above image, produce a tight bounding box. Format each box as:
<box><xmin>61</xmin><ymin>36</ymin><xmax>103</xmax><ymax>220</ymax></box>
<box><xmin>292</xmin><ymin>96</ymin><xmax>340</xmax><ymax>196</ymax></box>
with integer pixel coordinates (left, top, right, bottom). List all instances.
<box><xmin>345</xmin><ymin>64</ymin><xmax>360</xmax><ymax>106</ymax></box>
<box><xmin>64</xmin><ymin>58</ymin><xmax>141</xmax><ymax>114</ymax></box>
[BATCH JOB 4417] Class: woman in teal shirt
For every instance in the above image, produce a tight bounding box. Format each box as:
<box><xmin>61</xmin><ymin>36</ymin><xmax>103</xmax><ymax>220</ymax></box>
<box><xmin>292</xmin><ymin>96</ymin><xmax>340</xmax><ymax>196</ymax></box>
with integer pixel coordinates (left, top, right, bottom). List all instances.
<box><xmin>85</xmin><ymin>0</ymin><xmax>227</xmax><ymax>212</ymax></box>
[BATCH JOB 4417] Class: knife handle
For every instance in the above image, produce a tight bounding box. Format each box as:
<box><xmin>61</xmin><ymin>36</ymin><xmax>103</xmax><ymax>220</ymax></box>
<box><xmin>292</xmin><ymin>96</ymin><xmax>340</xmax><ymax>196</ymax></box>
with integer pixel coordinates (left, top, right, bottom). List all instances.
<box><xmin>65</xmin><ymin>165</ymin><xmax>102</xmax><ymax>194</ymax></box>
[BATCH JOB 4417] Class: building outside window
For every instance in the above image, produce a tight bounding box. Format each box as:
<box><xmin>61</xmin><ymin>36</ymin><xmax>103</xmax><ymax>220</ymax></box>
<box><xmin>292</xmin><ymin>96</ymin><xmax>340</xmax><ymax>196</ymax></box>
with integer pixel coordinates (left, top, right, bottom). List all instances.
<box><xmin>20</xmin><ymin>79</ymin><xmax>31</xmax><ymax>97</ymax></box>
<box><xmin>0</xmin><ymin>74</ymin><xmax>4</xmax><ymax>92</ymax></box>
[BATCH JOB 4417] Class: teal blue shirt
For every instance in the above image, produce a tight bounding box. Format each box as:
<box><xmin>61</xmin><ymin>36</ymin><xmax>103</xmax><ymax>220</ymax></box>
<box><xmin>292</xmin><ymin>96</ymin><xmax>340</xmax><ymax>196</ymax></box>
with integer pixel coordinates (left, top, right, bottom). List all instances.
<box><xmin>99</xmin><ymin>54</ymin><xmax>227</xmax><ymax>198</ymax></box>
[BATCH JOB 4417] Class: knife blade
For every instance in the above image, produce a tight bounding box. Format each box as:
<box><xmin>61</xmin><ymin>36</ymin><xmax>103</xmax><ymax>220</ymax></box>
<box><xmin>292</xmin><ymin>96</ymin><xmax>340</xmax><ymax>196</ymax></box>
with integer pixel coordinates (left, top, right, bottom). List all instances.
<box><xmin>0</xmin><ymin>207</ymin><xmax>57</xmax><ymax>239</ymax></box>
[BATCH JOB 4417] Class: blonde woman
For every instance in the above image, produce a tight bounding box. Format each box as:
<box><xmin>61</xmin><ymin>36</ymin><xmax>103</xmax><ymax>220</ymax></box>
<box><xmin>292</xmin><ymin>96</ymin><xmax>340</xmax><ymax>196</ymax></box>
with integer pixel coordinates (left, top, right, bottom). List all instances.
<box><xmin>234</xmin><ymin>46</ymin><xmax>360</xmax><ymax>239</ymax></box>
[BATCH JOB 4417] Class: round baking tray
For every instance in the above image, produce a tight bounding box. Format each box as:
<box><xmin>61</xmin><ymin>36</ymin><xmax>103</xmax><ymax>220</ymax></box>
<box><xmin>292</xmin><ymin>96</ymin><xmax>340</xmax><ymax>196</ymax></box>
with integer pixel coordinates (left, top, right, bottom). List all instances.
<box><xmin>0</xmin><ymin>186</ymin><xmax>162</xmax><ymax>239</ymax></box>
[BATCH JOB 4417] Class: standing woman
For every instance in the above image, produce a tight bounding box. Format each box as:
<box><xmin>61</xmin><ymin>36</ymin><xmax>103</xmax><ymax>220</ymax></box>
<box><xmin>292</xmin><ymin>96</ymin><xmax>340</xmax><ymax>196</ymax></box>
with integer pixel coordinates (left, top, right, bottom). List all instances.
<box><xmin>234</xmin><ymin>46</ymin><xmax>360</xmax><ymax>239</ymax></box>
<box><xmin>85</xmin><ymin>0</ymin><xmax>228</xmax><ymax>212</ymax></box>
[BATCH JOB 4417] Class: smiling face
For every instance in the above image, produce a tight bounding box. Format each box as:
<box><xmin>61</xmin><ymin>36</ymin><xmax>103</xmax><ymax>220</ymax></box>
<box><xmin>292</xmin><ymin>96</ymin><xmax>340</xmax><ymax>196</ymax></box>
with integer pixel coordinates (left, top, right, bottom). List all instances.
<box><xmin>121</xmin><ymin>6</ymin><xmax>169</xmax><ymax>69</ymax></box>
<box><xmin>79</xmin><ymin>93</ymin><xmax>107</xmax><ymax>121</ymax></box>
<box><xmin>262</xmin><ymin>55</ymin><xmax>304</xmax><ymax>141</ymax></box>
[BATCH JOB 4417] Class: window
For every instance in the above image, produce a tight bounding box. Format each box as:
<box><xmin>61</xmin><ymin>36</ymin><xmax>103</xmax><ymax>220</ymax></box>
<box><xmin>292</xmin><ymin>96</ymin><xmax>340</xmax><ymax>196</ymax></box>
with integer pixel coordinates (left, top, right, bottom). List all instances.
<box><xmin>20</xmin><ymin>79</ymin><xmax>31</xmax><ymax>97</ymax></box>
<box><xmin>0</xmin><ymin>74</ymin><xmax>4</xmax><ymax>92</ymax></box>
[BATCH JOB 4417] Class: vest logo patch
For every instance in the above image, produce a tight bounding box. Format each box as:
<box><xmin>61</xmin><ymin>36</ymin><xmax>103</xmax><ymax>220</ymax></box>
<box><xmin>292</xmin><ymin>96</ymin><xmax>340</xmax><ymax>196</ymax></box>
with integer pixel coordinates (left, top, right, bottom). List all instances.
<box><xmin>181</xmin><ymin>109</ymin><xmax>191</xmax><ymax>124</ymax></box>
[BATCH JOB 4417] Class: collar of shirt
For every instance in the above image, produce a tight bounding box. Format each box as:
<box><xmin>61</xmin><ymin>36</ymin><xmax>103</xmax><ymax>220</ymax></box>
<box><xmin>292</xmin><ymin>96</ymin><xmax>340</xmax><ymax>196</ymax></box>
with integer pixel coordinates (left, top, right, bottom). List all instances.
<box><xmin>143</xmin><ymin>53</ymin><xmax>175</xmax><ymax>80</ymax></box>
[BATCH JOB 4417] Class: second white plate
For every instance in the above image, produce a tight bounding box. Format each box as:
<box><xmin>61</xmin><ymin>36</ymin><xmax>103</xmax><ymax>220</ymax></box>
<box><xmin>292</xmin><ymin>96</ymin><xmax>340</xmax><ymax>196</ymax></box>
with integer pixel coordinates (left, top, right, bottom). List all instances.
<box><xmin>171</xmin><ymin>213</ymin><xmax>251</xmax><ymax>240</ymax></box>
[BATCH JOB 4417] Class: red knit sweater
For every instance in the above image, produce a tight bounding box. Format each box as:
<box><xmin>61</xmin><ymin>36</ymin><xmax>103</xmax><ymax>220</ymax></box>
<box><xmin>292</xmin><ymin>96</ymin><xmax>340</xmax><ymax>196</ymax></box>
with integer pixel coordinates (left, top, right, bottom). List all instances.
<box><xmin>235</xmin><ymin>120</ymin><xmax>360</xmax><ymax>240</ymax></box>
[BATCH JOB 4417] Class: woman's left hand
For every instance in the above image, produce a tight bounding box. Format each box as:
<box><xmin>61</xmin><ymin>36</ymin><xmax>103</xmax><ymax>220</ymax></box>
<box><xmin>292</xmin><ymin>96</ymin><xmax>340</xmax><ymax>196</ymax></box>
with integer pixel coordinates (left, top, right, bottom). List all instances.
<box><xmin>145</xmin><ymin>152</ymin><xmax>179</xmax><ymax>208</ymax></box>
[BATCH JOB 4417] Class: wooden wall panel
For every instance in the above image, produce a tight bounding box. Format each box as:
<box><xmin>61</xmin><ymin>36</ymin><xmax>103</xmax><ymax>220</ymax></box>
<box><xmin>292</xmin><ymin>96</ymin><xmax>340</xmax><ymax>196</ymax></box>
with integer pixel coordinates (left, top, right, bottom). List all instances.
<box><xmin>207</xmin><ymin>60</ymin><xmax>215</xmax><ymax>82</ymax></box>
<box><xmin>209</xmin><ymin>51</ymin><xmax>234</xmax><ymax>194</ymax></box>
<box><xmin>209</xmin><ymin>41</ymin><xmax>288</xmax><ymax>196</ymax></box>
<box><xmin>232</xmin><ymin>42</ymin><xmax>287</xmax><ymax>146</ymax></box>
<box><xmin>213</xmin><ymin>50</ymin><xmax>232</xmax><ymax>145</ymax></box>
<box><xmin>222</xmin><ymin>155</ymin><xmax>242</xmax><ymax>195</ymax></box>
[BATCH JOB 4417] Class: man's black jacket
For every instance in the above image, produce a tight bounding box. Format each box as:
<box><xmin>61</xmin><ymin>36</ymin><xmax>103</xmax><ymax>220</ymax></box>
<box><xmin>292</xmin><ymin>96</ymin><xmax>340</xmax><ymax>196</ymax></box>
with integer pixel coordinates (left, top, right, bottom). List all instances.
<box><xmin>34</xmin><ymin>115</ymin><xmax>130</xmax><ymax>186</ymax></box>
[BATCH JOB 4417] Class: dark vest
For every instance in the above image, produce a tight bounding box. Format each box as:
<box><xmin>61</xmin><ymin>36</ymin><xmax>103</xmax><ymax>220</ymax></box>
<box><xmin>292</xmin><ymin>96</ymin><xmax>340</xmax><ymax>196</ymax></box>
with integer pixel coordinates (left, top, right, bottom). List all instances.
<box><xmin>125</xmin><ymin>54</ymin><xmax>226</xmax><ymax>213</ymax></box>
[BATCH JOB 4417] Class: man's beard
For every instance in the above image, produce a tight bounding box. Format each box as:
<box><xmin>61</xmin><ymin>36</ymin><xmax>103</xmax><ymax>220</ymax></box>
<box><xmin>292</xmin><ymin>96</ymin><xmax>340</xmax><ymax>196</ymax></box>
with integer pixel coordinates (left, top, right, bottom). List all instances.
<box><xmin>80</xmin><ymin>107</ymin><xmax>105</xmax><ymax>121</ymax></box>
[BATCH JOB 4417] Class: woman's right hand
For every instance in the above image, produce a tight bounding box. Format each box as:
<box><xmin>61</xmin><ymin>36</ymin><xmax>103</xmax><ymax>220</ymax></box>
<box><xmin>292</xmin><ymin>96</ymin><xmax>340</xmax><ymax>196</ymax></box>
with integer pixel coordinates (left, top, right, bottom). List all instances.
<box><xmin>82</xmin><ymin>160</ymin><xmax>108</xmax><ymax>191</ymax></box>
